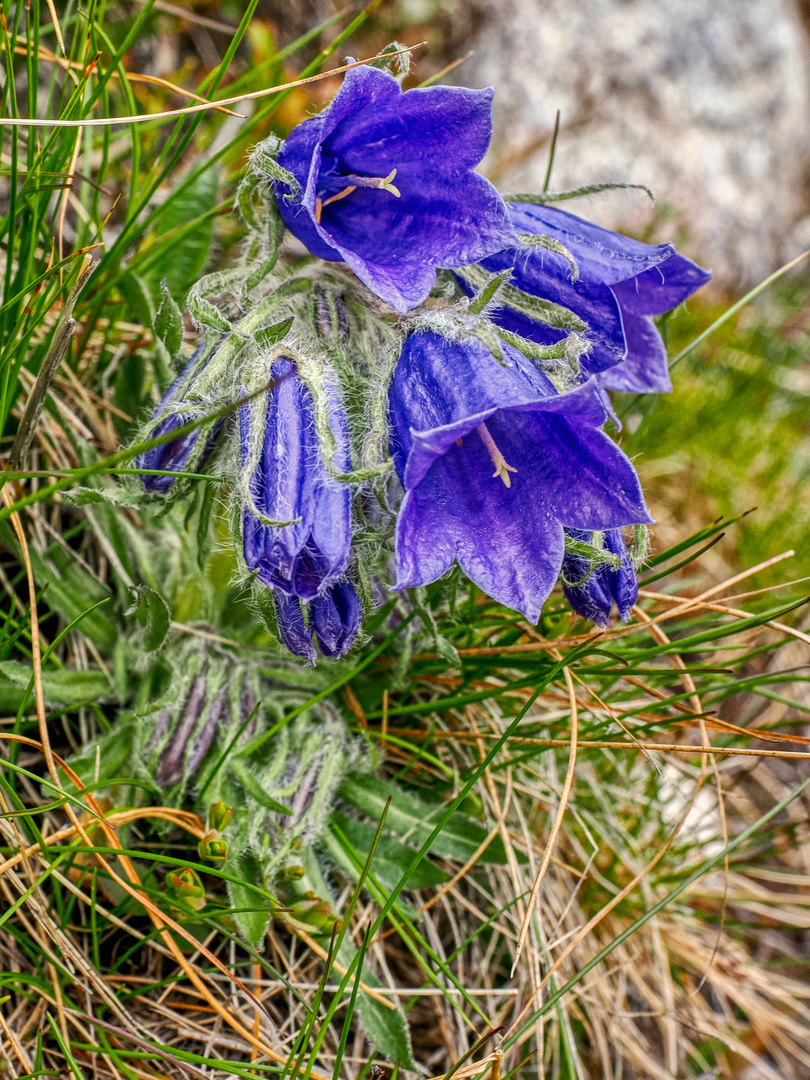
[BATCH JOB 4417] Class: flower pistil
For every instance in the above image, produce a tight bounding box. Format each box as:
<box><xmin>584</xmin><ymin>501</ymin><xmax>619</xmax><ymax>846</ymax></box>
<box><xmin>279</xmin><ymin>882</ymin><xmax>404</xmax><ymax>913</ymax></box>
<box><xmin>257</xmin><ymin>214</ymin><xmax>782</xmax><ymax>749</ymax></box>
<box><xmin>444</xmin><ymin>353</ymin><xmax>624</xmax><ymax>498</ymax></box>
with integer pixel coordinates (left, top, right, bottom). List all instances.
<box><xmin>475</xmin><ymin>421</ymin><xmax>518</xmax><ymax>487</ymax></box>
<box><xmin>314</xmin><ymin>169</ymin><xmax>401</xmax><ymax>223</ymax></box>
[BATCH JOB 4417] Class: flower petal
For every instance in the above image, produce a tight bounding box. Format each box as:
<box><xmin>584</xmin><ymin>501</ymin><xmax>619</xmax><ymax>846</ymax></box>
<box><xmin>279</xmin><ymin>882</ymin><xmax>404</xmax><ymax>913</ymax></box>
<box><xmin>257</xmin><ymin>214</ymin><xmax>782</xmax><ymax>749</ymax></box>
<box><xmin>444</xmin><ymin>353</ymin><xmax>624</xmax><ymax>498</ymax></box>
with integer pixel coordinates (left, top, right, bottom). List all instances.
<box><xmin>525</xmin><ymin>412</ymin><xmax>652</xmax><ymax>529</ymax></box>
<box><xmin>393</xmin><ymin>437</ymin><xmax>565</xmax><ymax>621</ymax></box>
<box><xmin>276</xmin><ymin>66</ymin><xmax>516</xmax><ymax>312</ymax></box>
<box><xmin>276</xmin><ymin>120</ymin><xmax>344</xmax><ymax>261</ymax></box>
<box><xmin>612</xmin><ymin>252</ymin><xmax>712</xmax><ymax>315</ymax></box>
<box><xmin>506</xmin><ymin>203</ymin><xmax>677</xmax><ymax>286</ymax></box>
<box><xmin>325</xmin><ymin>173</ymin><xmax>515</xmax><ymax>312</ymax></box>
<box><xmin>322</xmin><ymin>68</ymin><xmax>495</xmax><ymax>172</ymax></box>
<box><xmin>390</xmin><ymin>333</ymin><xmax>608</xmax><ymax>490</ymax></box>
<box><xmin>599</xmin><ymin>312</ymin><xmax>672</xmax><ymax>394</ymax></box>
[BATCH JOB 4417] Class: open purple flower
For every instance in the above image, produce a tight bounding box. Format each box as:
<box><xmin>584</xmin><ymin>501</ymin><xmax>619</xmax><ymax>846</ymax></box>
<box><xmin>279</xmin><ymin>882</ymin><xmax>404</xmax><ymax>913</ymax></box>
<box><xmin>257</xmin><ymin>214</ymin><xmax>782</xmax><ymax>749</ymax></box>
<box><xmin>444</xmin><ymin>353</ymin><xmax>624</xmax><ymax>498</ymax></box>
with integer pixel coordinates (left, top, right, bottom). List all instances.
<box><xmin>388</xmin><ymin>331</ymin><xmax>652</xmax><ymax>621</ymax></box>
<box><xmin>562</xmin><ymin>528</ymin><xmax>638</xmax><ymax>626</ymax></box>
<box><xmin>241</xmin><ymin>359</ymin><xmax>352</xmax><ymax>600</ymax></box>
<box><xmin>275</xmin><ymin>582</ymin><xmax>361</xmax><ymax>665</ymax></box>
<box><xmin>481</xmin><ymin>203</ymin><xmax>711</xmax><ymax>394</ymax></box>
<box><xmin>274</xmin><ymin>65</ymin><xmax>517</xmax><ymax>313</ymax></box>
<box><xmin>137</xmin><ymin>345</ymin><xmax>218</xmax><ymax>493</ymax></box>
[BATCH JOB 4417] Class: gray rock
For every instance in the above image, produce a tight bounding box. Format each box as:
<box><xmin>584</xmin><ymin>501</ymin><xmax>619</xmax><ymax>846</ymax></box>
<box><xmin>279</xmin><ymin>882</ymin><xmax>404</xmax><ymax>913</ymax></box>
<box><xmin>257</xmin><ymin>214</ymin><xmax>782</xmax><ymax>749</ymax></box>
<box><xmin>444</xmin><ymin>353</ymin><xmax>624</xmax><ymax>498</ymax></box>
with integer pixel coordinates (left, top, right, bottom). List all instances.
<box><xmin>470</xmin><ymin>0</ymin><xmax>810</xmax><ymax>287</ymax></box>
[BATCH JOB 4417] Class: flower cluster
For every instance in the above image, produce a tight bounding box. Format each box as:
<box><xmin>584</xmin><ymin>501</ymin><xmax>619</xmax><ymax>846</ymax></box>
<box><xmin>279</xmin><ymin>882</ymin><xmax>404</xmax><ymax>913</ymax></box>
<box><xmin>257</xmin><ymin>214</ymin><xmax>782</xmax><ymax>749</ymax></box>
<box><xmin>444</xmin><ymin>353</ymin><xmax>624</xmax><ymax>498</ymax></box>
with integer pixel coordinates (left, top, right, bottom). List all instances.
<box><xmin>135</xmin><ymin>61</ymin><xmax>709</xmax><ymax>661</ymax></box>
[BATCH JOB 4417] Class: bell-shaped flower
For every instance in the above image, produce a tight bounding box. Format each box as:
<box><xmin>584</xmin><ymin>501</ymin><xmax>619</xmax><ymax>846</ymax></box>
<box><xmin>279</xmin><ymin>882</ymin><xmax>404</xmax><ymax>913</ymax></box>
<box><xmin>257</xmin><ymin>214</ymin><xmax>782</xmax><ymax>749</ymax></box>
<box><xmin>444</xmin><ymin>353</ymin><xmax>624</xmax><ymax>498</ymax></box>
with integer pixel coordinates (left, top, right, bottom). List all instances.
<box><xmin>273</xmin><ymin>65</ymin><xmax>517</xmax><ymax>313</ymax></box>
<box><xmin>388</xmin><ymin>331</ymin><xmax>652</xmax><ymax>622</ymax></box>
<box><xmin>562</xmin><ymin>528</ymin><xmax>638</xmax><ymax>626</ymax></box>
<box><xmin>137</xmin><ymin>345</ymin><xmax>219</xmax><ymax>493</ymax></box>
<box><xmin>275</xmin><ymin>581</ymin><xmax>361</xmax><ymax>665</ymax></box>
<box><xmin>480</xmin><ymin>203</ymin><xmax>711</xmax><ymax>394</ymax></box>
<box><xmin>240</xmin><ymin>358</ymin><xmax>352</xmax><ymax>601</ymax></box>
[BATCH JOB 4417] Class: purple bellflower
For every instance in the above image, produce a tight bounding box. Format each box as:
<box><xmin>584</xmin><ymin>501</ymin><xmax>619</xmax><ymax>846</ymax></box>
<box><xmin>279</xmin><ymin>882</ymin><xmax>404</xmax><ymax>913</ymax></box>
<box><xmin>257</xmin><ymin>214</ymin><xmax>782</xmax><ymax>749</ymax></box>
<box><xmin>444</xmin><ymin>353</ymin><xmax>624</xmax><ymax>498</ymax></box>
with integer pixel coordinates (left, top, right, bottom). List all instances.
<box><xmin>481</xmin><ymin>203</ymin><xmax>711</xmax><ymax>394</ymax></box>
<box><xmin>388</xmin><ymin>331</ymin><xmax>652</xmax><ymax>622</ymax></box>
<box><xmin>562</xmin><ymin>528</ymin><xmax>638</xmax><ymax>626</ymax></box>
<box><xmin>275</xmin><ymin>65</ymin><xmax>517</xmax><ymax>313</ymax></box>
<box><xmin>240</xmin><ymin>358</ymin><xmax>352</xmax><ymax>601</ymax></box>
<box><xmin>275</xmin><ymin>581</ymin><xmax>361</xmax><ymax>665</ymax></box>
<box><xmin>137</xmin><ymin>345</ymin><xmax>217</xmax><ymax>493</ymax></box>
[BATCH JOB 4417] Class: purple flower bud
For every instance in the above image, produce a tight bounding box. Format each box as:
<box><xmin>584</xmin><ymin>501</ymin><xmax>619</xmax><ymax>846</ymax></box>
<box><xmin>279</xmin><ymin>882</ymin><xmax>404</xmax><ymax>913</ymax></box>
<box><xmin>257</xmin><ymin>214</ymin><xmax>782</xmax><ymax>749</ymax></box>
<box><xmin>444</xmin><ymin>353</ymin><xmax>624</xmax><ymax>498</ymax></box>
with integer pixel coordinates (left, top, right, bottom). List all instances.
<box><xmin>241</xmin><ymin>358</ymin><xmax>352</xmax><ymax>600</ymax></box>
<box><xmin>275</xmin><ymin>592</ymin><xmax>318</xmax><ymax>665</ymax></box>
<box><xmin>388</xmin><ymin>330</ymin><xmax>651</xmax><ymax>622</ymax></box>
<box><xmin>137</xmin><ymin>345</ymin><xmax>221</xmax><ymax>493</ymax></box>
<box><xmin>273</xmin><ymin>581</ymin><xmax>359</xmax><ymax>663</ymax></box>
<box><xmin>562</xmin><ymin>528</ymin><xmax>638</xmax><ymax>626</ymax></box>
<box><xmin>273</xmin><ymin>66</ymin><xmax>517</xmax><ymax>313</ymax></box>
<box><xmin>481</xmin><ymin>203</ymin><xmax>711</xmax><ymax>394</ymax></box>
<box><xmin>310</xmin><ymin>579</ymin><xmax>361</xmax><ymax>659</ymax></box>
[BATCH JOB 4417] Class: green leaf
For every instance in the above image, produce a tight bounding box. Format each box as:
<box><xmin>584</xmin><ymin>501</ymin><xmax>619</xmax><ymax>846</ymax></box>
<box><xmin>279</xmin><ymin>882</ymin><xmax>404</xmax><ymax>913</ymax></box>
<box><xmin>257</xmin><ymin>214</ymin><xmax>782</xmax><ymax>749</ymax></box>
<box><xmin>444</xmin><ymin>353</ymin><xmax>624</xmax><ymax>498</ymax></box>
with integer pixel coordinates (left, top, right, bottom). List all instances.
<box><xmin>154</xmin><ymin>282</ymin><xmax>184</xmax><ymax>356</ymax></box>
<box><xmin>228</xmin><ymin>758</ymin><xmax>294</xmax><ymax>815</ymax></box>
<box><xmin>250</xmin><ymin>138</ymin><xmax>299</xmax><ymax>194</ymax></box>
<box><xmin>227</xmin><ymin>849</ymin><xmax>273</xmax><ymax>948</ymax></box>
<box><xmin>369</xmin><ymin>41</ymin><xmax>411</xmax><ymax>79</ymax></box>
<box><xmin>357</xmin><ymin>988</ymin><xmax>414</xmax><ymax>1069</ymax></box>
<box><xmin>196</xmin><ymin>480</ymin><xmax>217</xmax><ymax>570</ymax></box>
<box><xmin>126</xmin><ymin>585</ymin><xmax>170</xmax><ymax>653</ymax></box>
<box><xmin>330</xmin><ymin>812</ymin><xmax>448</xmax><ymax>891</ymax></box>
<box><xmin>254</xmin><ymin>315</ymin><xmax>294</xmax><ymax>349</ymax></box>
<box><xmin>517</xmin><ymin>232</ymin><xmax>579</xmax><ymax>282</ymax></box>
<box><xmin>0</xmin><ymin>662</ymin><xmax>113</xmax><ymax>708</ymax></box>
<box><xmin>143</xmin><ymin>168</ymin><xmax>219</xmax><ymax>301</ymax></box>
<box><xmin>186</xmin><ymin>291</ymin><xmax>233</xmax><ymax>334</ymax></box>
<box><xmin>63</xmin><ymin>485</ymin><xmax>142</xmax><ymax>508</ymax></box>
<box><xmin>338</xmin><ymin>774</ymin><xmax>510</xmax><ymax>864</ymax></box>
<box><xmin>118</xmin><ymin>270</ymin><xmax>156</xmax><ymax>330</ymax></box>
<box><xmin>0</xmin><ymin>523</ymin><xmax>118</xmax><ymax>651</ymax></box>
<box><xmin>467</xmin><ymin>267</ymin><xmax>513</xmax><ymax>314</ymax></box>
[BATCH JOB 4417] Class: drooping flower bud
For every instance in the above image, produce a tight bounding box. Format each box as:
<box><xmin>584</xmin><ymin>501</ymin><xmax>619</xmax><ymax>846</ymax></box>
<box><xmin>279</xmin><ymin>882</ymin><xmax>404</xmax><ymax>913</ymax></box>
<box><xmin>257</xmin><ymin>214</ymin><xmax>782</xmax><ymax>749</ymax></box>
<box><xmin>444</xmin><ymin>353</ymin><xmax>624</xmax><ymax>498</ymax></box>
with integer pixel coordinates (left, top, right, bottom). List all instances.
<box><xmin>562</xmin><ymin>528</ymin><xmax>639</xmax><ymax>626</ymax></box>
<box><xmin>240</xmin><ymin>358</ymin><xmax>352</xmax><ymax>600</ymax></box>
<box><xmin>274</xmin><ymin>581</ymin><xmax>361</xmax><ymax>664</ymax></box>
<box><xmin>137</xmin><ymin>344</ymin><xmax>222</xmax><ymax>493</ymax></box>
<box><xmin>310</xmin><ymin>579</ymin><xmax>361</xmax><ymax>659</ymax></box>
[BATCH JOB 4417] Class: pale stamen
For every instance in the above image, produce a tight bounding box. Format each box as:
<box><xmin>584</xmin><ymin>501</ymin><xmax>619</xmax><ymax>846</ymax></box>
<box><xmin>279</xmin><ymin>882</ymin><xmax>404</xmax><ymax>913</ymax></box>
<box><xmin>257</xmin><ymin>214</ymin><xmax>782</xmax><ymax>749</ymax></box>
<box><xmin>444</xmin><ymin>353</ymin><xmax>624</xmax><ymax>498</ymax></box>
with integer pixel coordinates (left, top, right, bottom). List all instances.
<box><xmin>314</xmin><ymin>170</ymin><xmax>400</xmax><ymax>223</ymax></box>
<box><xmin>476</xmin><ymin>421</ymin><xmax>518</xmax><ymax>487</ymax></box>
<box><xmin>346</xmin><ymin>169</ymin><xmax>401</xmax><ymax>197</ymax></box>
